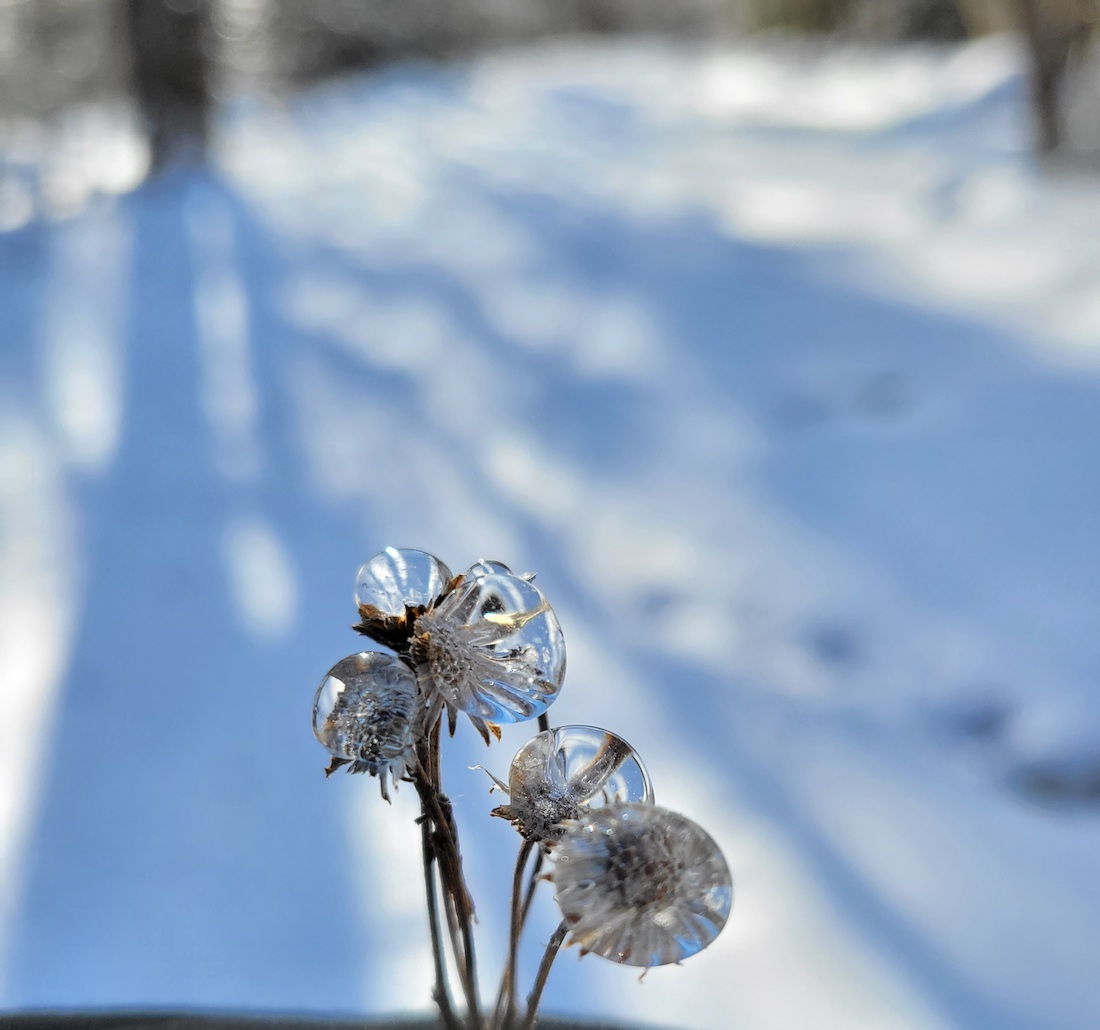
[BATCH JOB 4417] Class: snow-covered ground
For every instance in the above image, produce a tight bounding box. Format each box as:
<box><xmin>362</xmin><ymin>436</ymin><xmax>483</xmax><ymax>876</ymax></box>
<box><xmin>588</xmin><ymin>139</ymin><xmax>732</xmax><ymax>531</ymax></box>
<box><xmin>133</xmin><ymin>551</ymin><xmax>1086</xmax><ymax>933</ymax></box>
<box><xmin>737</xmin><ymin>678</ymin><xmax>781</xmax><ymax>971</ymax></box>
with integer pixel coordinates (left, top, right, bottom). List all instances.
<box><xmin>2</xmin><ymin>32</ymin><xmax>1100</xmax><ymax>1030</ymax></box>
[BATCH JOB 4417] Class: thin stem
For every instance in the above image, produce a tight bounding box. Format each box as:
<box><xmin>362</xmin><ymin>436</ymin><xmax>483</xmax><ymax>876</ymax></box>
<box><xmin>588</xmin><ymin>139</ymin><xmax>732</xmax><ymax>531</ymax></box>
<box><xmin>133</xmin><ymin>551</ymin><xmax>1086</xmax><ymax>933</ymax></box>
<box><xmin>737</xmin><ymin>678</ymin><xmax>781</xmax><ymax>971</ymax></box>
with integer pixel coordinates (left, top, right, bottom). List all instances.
<box><xmin>522</xmin><ymin>920</ymin><xmax>568</xmax><ymax>1030</ymax></box>
<box><xmin>518</xmin><ymin>849</ymin><xmax>544</xmax><ymax>929</ymax></box>
<box><xmin>537</xmin><ymin>714</ymin><xmax>550</xmax><ymax>733</ymax></box>
<box><xmin>415</xmin><ymin>718</ymin><xmax>481</xmax><ymax>1029</ymax></box>
<box><xmin>435</xmin><ymin>720</ymin><xmax>482</xmax><ymax>1030</ymax></box>
<box><xmin>495</xmin><ymin>847</ymin><xmax>545</xmax><ymax>1030</ymax></box>
<box><xmin>494</xmin><ymin>838</ymin><xmax>535</xmax><ymax>1030</ymax></box>
<box><xmin>420</xmin><ymin>813</ymin><xmax>461</xmax><ymax>1030</ymax></box>
<box><xmin>441</xmin><ymin>887</ymin><xmax>468</xmax><ymax>991</ymax></box>
<box><xmin>459</xmin><ymin>910</ymin><xmax>481</xmax><ymax>1028</ymax></box>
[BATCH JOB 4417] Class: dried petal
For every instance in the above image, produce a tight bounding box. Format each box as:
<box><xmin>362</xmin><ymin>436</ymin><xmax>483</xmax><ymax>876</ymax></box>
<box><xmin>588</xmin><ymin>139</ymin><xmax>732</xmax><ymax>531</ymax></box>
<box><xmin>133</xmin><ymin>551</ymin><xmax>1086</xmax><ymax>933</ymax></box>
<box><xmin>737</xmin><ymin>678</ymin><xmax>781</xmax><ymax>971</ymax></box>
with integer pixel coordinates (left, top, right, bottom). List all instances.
<box><xmin>492</xmin><ymin>725</ymin><xmax>653</xmax><ymax>842</ymax></box>
<box><xmin>312</xmin><ymin>652</ymin><xmax>418</xmax><ymax>801</ymax></box>
<box><xmin>411</xmin><ymin>571</ymin><xmax>566</xmax><ymax>727</ymax></box>
<box><xmin>551</xmin><ymin>803</ymin><xmax>732</xmax><ymax>967</ymax></box>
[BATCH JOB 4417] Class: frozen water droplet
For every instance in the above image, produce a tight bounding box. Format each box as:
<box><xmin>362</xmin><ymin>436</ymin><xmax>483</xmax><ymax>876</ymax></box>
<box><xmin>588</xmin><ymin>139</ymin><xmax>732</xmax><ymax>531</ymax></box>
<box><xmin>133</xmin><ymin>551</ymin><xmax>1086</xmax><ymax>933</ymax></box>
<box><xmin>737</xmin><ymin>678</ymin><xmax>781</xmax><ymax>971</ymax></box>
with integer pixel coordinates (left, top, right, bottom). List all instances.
<box><xmin>495</xmin><ymin>725</ymin><xmax>653</xmax><ymax>842</ymax></box>
<box><xmin>354</xmin><ymin>547</ymin><xmax>453</xmax><ymax>647</ymax></box>
<box><xmin>313</xmin><ymin>651</ymin><xmax>418</xmax><ymax>798</ymax></box>
<box><xmin>412</xmin><ymin>571</ymin><xmax>565</xmax><ymax>726</ymax></box>
<box><xmin>551</xmin><ymin>803</ymin><xmax>732</xmax><ymax>967</ymax></box>
<box><xmin>355</xmin><ymin>547</ymin><xmax>453</xmax><ymax>615</ymax></box>
<box><xmin>464</xmin><ymin>559</ymin><xmax>513</xmax><ymax>580</ymax></box>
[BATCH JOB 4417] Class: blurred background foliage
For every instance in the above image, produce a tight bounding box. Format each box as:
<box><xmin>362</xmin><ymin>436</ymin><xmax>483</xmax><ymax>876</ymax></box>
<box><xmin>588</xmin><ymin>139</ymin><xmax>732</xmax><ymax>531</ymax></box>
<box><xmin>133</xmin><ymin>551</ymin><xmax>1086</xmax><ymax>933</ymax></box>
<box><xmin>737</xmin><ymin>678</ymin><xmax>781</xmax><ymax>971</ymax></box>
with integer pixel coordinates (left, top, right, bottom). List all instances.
<box><xmin>0</xmin><ymin>0</ymin><xmax>1098</xmax><ymax>204</ymax></box>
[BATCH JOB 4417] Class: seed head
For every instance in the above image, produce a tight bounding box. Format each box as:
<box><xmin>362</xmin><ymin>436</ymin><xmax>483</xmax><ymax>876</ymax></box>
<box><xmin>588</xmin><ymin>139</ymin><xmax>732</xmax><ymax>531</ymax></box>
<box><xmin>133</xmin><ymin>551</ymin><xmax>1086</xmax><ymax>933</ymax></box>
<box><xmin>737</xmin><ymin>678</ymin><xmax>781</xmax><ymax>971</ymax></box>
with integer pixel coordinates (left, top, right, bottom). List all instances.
<box><xmin>492</xmin><ymin>725</ymin><xmax>653</xmax><ymax>843</ymax></box>
<box><xmin>411</xmin><ymin>569</ymin><xmax>566</xmax><ymax>738</ymax></box>
<box><xmin>312</xmin><ymin>651</ymin><xmax>418</xmax><ymax>801</ymax></box>
<box><xmin>551</xmin><ymin>803</ymin><xmax>732</xmax><ymax>967</ymax></box>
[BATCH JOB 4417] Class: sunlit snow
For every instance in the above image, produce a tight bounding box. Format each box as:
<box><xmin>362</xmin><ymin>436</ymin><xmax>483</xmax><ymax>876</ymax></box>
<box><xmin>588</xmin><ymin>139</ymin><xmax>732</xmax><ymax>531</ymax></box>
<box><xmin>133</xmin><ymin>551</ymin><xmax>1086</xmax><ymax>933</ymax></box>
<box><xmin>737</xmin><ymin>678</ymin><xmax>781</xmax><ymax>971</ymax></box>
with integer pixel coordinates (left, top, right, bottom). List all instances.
<box><xmin>1</xmin><ymin>33</ymin><xmax>1099</xmax><ymax>1030</ymax></box>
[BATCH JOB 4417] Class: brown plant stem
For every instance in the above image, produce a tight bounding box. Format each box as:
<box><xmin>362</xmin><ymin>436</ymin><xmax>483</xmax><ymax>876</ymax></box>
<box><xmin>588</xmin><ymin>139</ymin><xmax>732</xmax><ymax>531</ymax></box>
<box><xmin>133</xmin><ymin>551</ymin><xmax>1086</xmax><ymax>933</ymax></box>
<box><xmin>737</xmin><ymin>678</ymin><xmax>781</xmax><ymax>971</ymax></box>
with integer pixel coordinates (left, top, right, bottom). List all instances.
<box><xmin>519</xmin><ymin>849</ymin><xmax>544</xmax><ymax>931</ymax></box>
<box><xmin>494</xmin><ymin>838</ymin><xmax>536</xmax><ymax>1030</ymax></box>
<box><xmin>420</xmin><ymin>812</ymin><xmax>461</xmax><ymax>1030</ymax></box>
<box><xmin>414</xmin><ymin>718</ymin><xmax>481</xmax><ymax>1029</ymax></box>
<box><xmin>521</xmin><ymin>920</ymin><xmax>568</xmax><ymax>1030</ymax></box>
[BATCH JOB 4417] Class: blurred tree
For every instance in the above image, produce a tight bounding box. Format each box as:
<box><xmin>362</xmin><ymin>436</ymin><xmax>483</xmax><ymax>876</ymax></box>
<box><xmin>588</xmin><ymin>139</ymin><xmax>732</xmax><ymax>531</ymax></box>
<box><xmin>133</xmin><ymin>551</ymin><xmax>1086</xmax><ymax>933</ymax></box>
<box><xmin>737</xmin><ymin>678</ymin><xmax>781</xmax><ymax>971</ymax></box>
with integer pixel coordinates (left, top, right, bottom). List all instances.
<box><xmin>574</xmin><ymin>0</ymin><xmax>723</xmax><ymax>34</ymax></box>
<box><xmin>737</xmin><ymin>0</ymin><xmax>852</xmax><ymax>33</ymax></box>
<box><xmin>850</xmin><ymin>0</ymin><xmax>966</xmax><ymax>39</ymax></box>
<box><xmin>1011</xmin><ymin>0</ymin><xmax>1098</xmax><ymax>154</ymax></box>
<box><xmin>125</xmin><ymin>0</ymin><xmax>212</xmax><ymax>168</ymax></box>
<box><xmin>4</xmin><ymin>0</ymin><xmax>1097</xmax><ymax>177</ymax></box>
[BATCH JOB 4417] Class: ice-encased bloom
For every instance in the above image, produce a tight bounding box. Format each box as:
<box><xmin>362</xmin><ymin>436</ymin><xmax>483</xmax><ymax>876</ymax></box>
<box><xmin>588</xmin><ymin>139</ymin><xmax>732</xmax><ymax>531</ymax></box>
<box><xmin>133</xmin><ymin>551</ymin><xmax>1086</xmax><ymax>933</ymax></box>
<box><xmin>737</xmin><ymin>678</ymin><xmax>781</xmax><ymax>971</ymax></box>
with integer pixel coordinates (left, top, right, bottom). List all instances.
<box><xmin>354</xmin><ymin>547</ymin><xmax>454</xmax><ymax>650</ymax></box>
<box><xmin>410</xmin><ymin>567</ymin><xmax>566</xmax><ymax>742</ymax></box>
<box><xmin>491</xmin><ymin>725</ymin><xmax>653</xmax><ymax>843</ymax></box>
<box><xmin>312</xmin><ymin>651</ymin><xmax>418</xmax><ymax>800</ymax></box>
<box><xmin>551</xmin><ymin>803</ymin><xmax>732</xmax><ymax>967</ymax></box>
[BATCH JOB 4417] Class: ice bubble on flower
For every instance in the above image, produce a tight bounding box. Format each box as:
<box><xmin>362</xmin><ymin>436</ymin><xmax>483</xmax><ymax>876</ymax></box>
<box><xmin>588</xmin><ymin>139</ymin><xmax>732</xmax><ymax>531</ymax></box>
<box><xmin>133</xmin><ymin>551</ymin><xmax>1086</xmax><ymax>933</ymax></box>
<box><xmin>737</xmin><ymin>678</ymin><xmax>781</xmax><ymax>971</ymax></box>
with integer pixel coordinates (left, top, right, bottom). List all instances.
<box><xmin>464</xmin><ymin>559</ymin><xmax>513</xmax><ymax>580</ymax></box>
<box><xmin>551</xmin><ymin>803</ymin><xmax>732</xmax><ymax>967</ymax></box>
<box><xmin>354</xmin><ymin>547</ymin><xmax>454</xmax><ymax>648</ymax></box>
<box><xmin>492</xmin><ymin>725</ymin><xmax>653</xmax><ymax>842</ymax></box>
<box><xmin>411</xmin><ymin>570</ymin><xmax>566</xmax><ymax>738</ymax></box>
<box><xmin>464</xmin><ymin>559</ymin><xmax>538</xmax><ymax>585</ymax></box>
<box><xmin>312</xmin><ymin>651</ymin><xmax>418</xmax><ymax>800</ymax></box>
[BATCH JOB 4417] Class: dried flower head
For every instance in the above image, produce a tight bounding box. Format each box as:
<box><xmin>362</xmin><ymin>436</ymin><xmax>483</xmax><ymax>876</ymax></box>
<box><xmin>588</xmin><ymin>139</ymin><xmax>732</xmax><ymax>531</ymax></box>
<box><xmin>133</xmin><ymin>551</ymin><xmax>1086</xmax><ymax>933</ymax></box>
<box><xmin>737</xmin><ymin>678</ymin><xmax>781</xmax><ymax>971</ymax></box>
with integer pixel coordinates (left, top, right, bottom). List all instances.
<box><xmin>492</xmin><ymin>725</ymin><xmax>653</xmax><ymax>843</ymax></box>
<box><xmin>410</xmin><ymin>568</ymin><xmax>566</xmax><ymax>742</ymax></box>
<box><xmin>313</xmin><ymin>547</ymin><xmax>734</xmax><ymax>1027</ymax></box>
<box><xmin>551</xmin><ymin>803</ymin><xmax>732</xmax><ymax>967</ymax></box>
<box><xmin>354</xmin><ymin>547</ymin><xmax>454</xmax><ymax>650</ymax></box>
<box><xmin>312</xmin><ymin>651</ymin><xmax>418</xmax><ymax>800</ymax></box>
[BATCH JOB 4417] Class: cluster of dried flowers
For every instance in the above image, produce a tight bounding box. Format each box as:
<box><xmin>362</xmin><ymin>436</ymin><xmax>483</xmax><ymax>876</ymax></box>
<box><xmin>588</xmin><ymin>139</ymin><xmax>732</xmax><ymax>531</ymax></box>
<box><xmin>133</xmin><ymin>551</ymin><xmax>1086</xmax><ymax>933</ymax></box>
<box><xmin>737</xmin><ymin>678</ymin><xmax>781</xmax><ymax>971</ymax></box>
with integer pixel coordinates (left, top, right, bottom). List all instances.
<box><xmin>312</xmin><ymin>547</ymin><xmax>732</xmax><ymax>1030</ymax></box>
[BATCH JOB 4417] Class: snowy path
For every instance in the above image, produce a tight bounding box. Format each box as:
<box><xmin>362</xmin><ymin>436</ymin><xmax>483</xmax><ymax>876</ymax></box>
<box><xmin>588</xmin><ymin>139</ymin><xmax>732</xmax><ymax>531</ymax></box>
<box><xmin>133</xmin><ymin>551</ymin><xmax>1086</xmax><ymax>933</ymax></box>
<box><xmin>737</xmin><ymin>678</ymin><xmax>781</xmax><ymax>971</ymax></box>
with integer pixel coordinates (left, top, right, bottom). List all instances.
<box><xmin>2</xmin><ymin>35</ymin><xmax>1100</xmax><ymax>1030</ymax></box>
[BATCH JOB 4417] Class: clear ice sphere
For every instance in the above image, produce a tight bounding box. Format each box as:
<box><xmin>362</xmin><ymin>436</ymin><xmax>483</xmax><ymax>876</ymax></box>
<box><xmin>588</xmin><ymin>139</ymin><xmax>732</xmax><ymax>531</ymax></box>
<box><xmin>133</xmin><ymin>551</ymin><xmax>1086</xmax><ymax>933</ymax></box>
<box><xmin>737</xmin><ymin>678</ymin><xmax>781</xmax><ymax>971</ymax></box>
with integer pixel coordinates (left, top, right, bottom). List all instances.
<box><xmin>497</xmin><ymin>725</ymin><xmax>653</xmax><ymax>841</ymax></box>
<box><xmin>413</xmin><ymin>571</ymin><xmax>566</xmax><ymax>725</ymax></box>
<box><xmin>551</xmin><ymin>803</ymin><xmax>732</xmax><ymax>968</ymax></box>
<box><xmin>313</xmin><ymin>652</ymin><xmax>418</xmax><ymax>777</ymax></box>
<box><xmin>464</xmin><ymin>559</ymin><xmax>513</xmax><ymax>580</ymax></box>
<box><xmin>354</xmin><ymin>547</ymin><xmax>453</xmax><ymax>619</ymax></box>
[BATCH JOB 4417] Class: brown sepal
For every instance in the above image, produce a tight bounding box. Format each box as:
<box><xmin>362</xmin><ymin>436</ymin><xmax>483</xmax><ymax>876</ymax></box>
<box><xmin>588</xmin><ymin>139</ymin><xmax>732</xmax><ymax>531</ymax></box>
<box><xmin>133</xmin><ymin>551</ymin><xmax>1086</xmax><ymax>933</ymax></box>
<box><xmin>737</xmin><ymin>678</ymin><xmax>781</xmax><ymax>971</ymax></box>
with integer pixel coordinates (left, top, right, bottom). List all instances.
<box><xmin>324</xmin><ymin>756</ymin><xmax>351</xmax><ymax>778</ymax></box>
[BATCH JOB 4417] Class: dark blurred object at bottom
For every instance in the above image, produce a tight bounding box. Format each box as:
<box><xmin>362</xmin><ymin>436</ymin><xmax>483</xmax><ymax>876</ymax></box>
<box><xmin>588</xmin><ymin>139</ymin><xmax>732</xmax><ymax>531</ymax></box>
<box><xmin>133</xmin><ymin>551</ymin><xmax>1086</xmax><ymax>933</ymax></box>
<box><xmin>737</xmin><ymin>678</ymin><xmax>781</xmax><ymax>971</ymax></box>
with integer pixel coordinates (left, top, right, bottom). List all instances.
<box><xmin>0</xmin><ymin>1016</ymin><xmax>665</xmax><ymax>1030</ymax></box>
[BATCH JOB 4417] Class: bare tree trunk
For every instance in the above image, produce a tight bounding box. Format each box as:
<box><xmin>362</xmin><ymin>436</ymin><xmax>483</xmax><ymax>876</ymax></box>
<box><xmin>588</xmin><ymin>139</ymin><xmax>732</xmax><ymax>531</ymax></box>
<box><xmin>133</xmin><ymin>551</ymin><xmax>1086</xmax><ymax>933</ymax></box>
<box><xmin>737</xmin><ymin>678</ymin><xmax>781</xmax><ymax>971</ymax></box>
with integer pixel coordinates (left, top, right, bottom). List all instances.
<box><xmin>1012</xmin><ymin>0</ymin><xmax>1091</xmax><ymax>154</ymax></box>
<box><xmin>125</xmin><ymin>0</ymin><xmax>212</xmax><ymax>170</ymax></box>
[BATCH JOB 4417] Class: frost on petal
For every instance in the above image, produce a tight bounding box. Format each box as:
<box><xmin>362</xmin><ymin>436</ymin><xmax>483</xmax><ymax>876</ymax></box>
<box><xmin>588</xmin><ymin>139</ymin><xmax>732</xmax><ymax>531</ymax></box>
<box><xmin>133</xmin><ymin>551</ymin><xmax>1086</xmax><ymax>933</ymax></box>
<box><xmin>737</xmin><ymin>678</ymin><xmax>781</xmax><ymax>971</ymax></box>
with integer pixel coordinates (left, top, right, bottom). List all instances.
<box><xmin>492</xmin><ymin>725</ymin><xmax>653</xmax><ymax>842</ymax></box>
<box><xmin>313</xmin><ymin>651</ymin><xmax>418</xmax><ymax>801</ymax></box>
<box><xmin>411</xmin><ymin>571</ymin><xmax>566</xmax><ymax>727</ymax></box>
<box><xmin>353</xmin><ymin>547</ymin><xmax>454</xmax><ymax>649</ymax></box>
<box><xmin>551</xmin><ymin>803</ymin><xmax>732</xmax><ymax>967</ymax></box>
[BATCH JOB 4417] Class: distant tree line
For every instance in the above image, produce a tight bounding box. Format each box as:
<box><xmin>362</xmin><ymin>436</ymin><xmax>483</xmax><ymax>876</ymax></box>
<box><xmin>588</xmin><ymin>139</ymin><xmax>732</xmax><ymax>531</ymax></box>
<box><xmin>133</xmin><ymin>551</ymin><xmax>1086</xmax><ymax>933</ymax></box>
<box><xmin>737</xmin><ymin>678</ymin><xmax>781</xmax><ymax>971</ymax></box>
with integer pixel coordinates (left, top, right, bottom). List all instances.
<box><xmin>0</xmin><ymin>0</ymin><xmax>1097</xmax><ymax>167</ymax></box>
